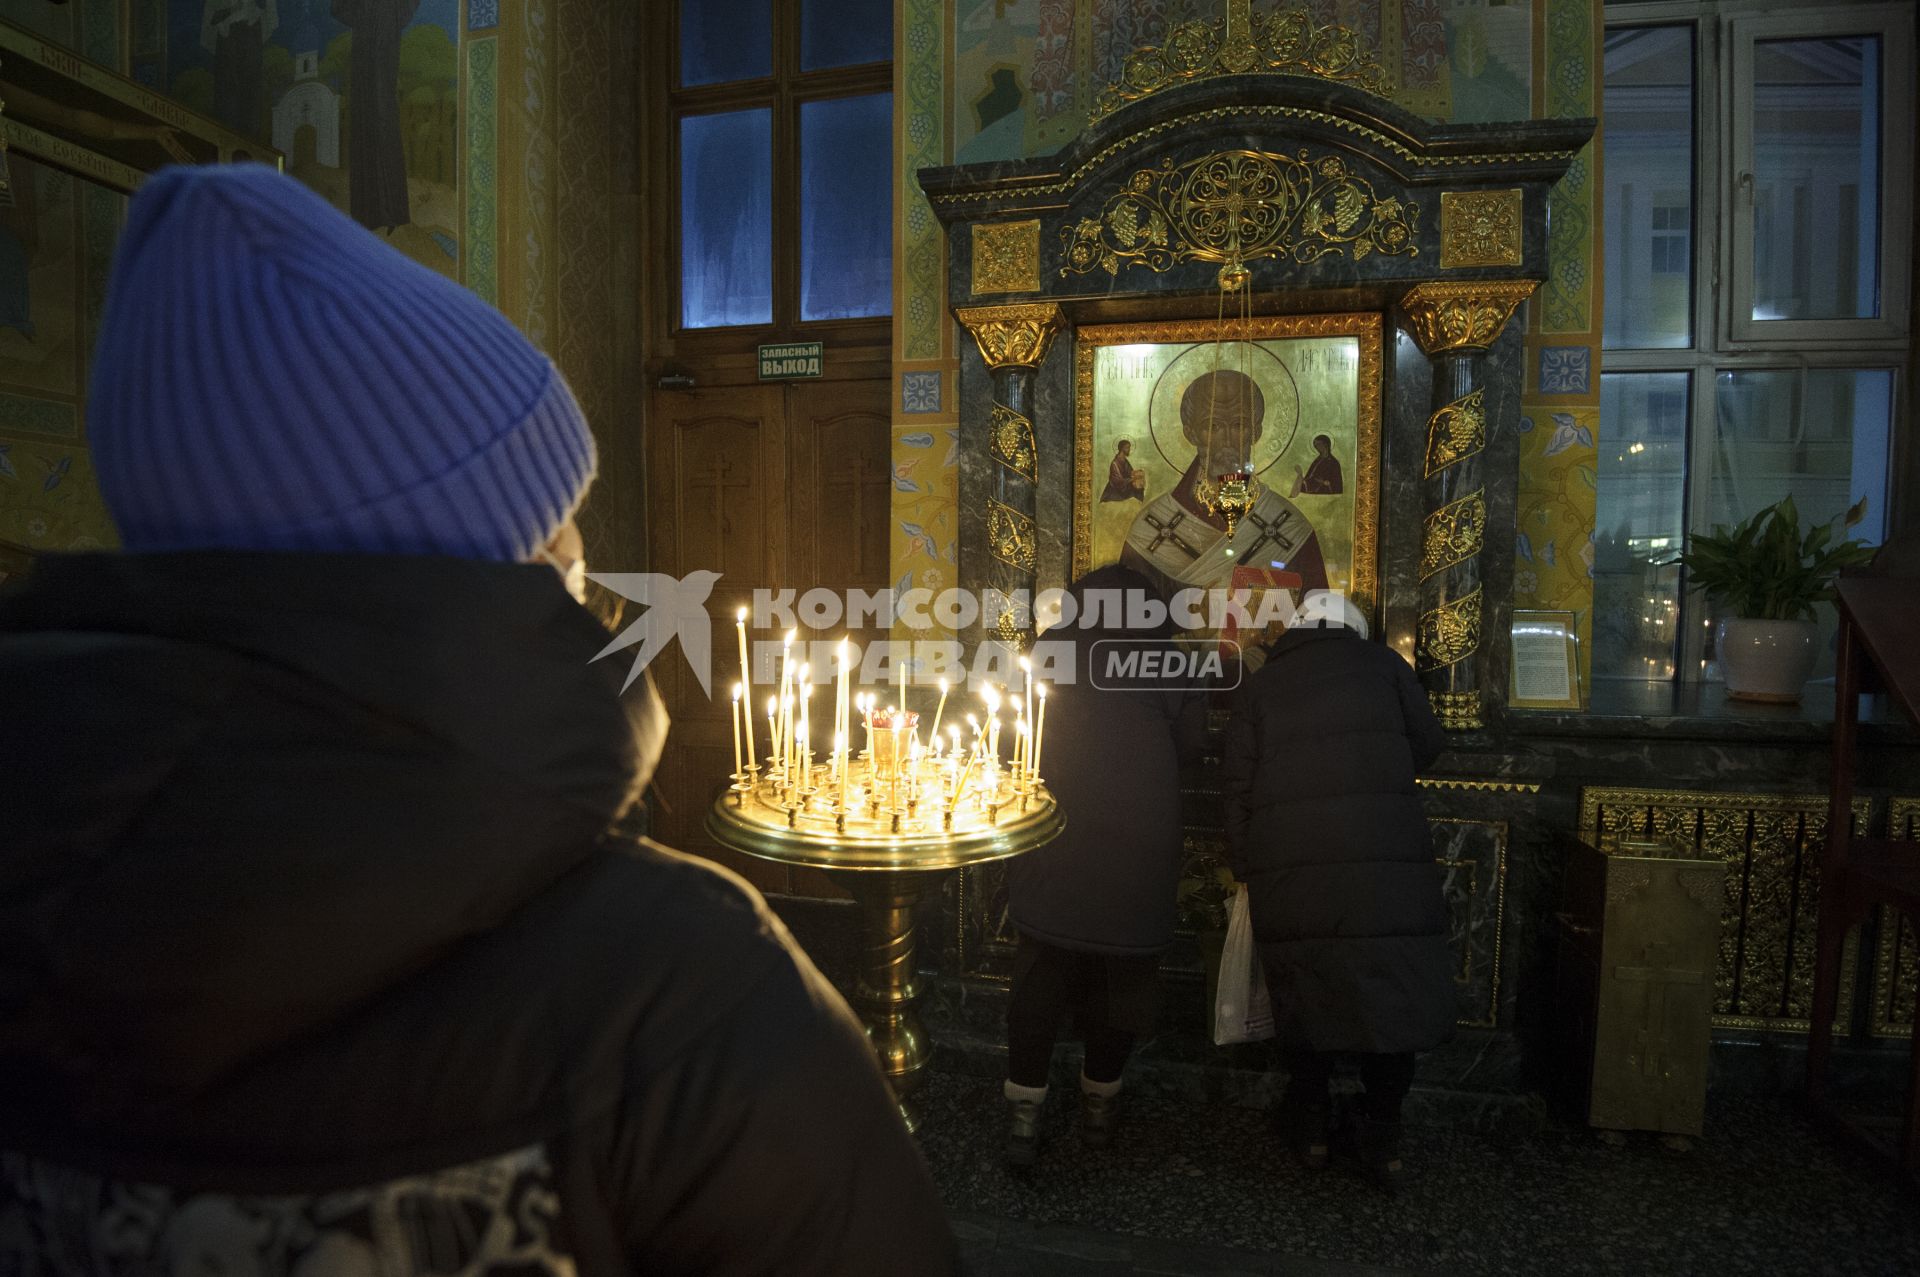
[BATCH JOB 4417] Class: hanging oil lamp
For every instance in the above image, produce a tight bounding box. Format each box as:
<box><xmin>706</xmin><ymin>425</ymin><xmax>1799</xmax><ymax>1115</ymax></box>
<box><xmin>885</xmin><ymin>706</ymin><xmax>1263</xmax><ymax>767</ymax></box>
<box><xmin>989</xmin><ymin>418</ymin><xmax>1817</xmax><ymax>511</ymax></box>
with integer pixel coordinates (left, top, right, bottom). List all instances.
<box><xmin>1199</xmin><ymin>254</ymin><xmax>1257</xmax><ymax>539</ymax></box>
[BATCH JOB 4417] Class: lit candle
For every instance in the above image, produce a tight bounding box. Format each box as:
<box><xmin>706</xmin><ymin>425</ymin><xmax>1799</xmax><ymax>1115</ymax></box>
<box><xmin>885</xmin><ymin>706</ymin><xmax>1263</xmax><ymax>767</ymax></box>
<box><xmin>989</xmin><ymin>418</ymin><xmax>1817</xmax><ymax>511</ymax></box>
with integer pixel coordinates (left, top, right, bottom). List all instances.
<box><xmin>730</xmin><ymin>684</ymin><xmax>743</xmax><ymax>777</ymax></box>
<box><xmin>799</xmin><ymin>681</ymin><xmax>812</xmax><ymax>780</ymax></box>
<box><xmin>1032</xmin><ymin>683</ymin><xmax>1048</xmax><ymax>781</ymax></box>
<box><xmin>835</xmin><ymin>729</ymin><xmax>847</xmax><ymax>808</ymax></box>
<box><xmin>736</xmin><ymin>609</ymin><xmax>755</xmax><ymax>771</ymax></box>
<box><xmin>838</xmin><ymin>638</ymin><xmax>851</xmax><ymax>785</ymax></box>
<box><xmin>929</xmin><ymin>677</ymin><xmax>950</xmax><ymax>743</ymax></box>
<box><xmin>896</xmin><ymin>639</ymin><xmax>909</xmax><ymax>713</ymax></box>
<box><xmin>778</xmin><ymin>631</ymin><xmax>796</xmax><ymax>777</ymax></box>
<box><xmin>1020</xmin><ymin>656</ymin><xmax>1034</xmax><ymax>760</ymax></box>
<box><xmin>1010</xmin><ymin>700</ymin><xmax>1025</xmax><ymax>777</ymax></box>
<box><xmin>766</xmin><ymin>696</ymin><xmax>779</xmax><ymax>779</ymax></box>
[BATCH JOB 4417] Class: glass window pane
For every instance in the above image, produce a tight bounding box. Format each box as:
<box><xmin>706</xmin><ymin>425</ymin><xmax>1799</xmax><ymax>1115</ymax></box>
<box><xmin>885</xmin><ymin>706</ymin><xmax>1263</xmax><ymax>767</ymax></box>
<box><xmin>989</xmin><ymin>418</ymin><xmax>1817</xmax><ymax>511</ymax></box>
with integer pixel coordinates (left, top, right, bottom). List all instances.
<box><xmin>1593</xmin><ymin>373</ymin><xmax>1691</xmax><ymax>682</ymax></box>
<box><xmin>802</xmin><ymin>0</ymin><xmax>891</xmax><ymax>70</ymax></box>
<box><xmin>800</xmin><ymin>93</ymin><xmax>893</xmax><ymax>322</ymax></box>
<box><xmin>1704</xmin><ymin>368</ymin><xmax>1891</xmax><ymax>680</ymax></box>
<box><xmin>1708</xmin><ymin>369</ymin><xmax>1891</xmax><ymax>538</ymax></box>
<box><xmin>680</xmin><ymin>109</ymin><xmax>774</xmax><ymax>328</ymax></box>
<box><xmin>680</xmin><ymin>0</ymin><xmax>771</xmax><ymax>87</ymax></box>
<box><xmin>1751</xmin><ymin>36</ymin><xmax>1881</xmax><ymax>321</ymax></box>
<box><xmin>1602</xmin><ymin>26</ymin><xmax>1694</xmax><ymax>349</ymax></box>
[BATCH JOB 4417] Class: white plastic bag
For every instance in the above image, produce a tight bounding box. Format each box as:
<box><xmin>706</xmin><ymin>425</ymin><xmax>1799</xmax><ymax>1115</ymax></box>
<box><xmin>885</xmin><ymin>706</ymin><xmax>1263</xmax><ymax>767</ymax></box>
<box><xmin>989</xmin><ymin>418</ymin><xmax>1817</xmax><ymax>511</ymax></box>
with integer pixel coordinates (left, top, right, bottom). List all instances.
<box><xmin>1213</xmin><ymin>884</ymin><xmax>1275</xmax><ymax>1045</ymax></box>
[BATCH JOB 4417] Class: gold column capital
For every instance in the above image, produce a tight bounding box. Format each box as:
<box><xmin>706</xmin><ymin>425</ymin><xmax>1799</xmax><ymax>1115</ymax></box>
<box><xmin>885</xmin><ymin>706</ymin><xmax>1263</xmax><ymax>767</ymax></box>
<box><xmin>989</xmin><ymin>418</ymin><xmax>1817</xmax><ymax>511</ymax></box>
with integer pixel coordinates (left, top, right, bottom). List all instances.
<box><xmin>1398</xmin><ymin>280</ymin><xmax>1538</xmax><ymax>355</ymax></box>
<box><xmin>956</xmin><ymin>302</ymin><xmax>1067</xmax><ymax>370</ymax></box>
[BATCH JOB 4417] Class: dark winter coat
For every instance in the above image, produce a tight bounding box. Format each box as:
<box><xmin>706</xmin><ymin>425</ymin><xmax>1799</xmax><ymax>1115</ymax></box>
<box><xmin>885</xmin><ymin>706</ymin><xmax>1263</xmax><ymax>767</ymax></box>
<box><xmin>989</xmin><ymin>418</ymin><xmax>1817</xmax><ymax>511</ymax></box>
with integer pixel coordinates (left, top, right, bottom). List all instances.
<box><xmin>1220</xmin><ymin>625</ymin><xmax>1455</xmax><ymax>1055</ymax></box>
<box><xmin>0</xmin><ymin>552</ymin><xmax>956</xmax><ymax>1277</ymax></box>
<box><xmin>1008</xmin><ymin>568</ymin><xmax>1210</xmax><ymax>956</ymax></box>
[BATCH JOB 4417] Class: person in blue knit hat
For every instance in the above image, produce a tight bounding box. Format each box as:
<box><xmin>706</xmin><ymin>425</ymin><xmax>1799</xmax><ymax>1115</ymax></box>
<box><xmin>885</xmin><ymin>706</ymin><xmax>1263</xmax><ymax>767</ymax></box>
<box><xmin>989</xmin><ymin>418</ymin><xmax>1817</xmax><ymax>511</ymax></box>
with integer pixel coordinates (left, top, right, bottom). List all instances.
<box><xmin>0</xmin><ymin>166</ymin><xmax>957</xmax><ymax>1277</ymax></box>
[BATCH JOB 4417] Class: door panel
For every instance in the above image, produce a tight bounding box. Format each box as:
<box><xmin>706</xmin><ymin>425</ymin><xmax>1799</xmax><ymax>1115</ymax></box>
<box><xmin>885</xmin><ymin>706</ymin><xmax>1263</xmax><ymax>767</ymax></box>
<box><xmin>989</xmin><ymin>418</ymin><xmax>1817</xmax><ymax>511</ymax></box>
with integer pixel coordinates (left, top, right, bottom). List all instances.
<box><xmin>646</xmin><ymin>385</ymin><xmax>788</xmax><ymax>893</ymax></box>
<box><xmin>643</xmin><ymin>379</ymin><xmax>891</xmax><ymax>899</ymax></box>
<box><xmin>782</xmin><ymin>381</ymin><xmax>892</xmax><ymax>897</ymax></box>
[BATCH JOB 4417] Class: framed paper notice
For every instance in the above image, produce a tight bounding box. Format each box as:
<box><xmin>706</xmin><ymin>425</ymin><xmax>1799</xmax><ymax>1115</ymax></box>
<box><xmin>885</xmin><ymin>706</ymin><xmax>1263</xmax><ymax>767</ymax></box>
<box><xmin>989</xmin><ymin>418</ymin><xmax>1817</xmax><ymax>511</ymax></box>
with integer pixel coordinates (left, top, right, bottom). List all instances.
<box><xmin>1510</xmin><ymin>610</ymin><xmax>1581</xmax><ymax>710</ymax></box>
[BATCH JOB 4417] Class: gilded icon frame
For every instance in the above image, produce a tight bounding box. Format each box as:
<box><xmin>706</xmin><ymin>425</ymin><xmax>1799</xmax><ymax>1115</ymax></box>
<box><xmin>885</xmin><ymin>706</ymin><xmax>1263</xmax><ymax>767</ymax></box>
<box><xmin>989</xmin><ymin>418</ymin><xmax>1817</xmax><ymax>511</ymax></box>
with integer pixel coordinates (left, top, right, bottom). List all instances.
<box><xmin>1071</xmin><ymin>312</ymin><xmax>1382</xmax><ymax>624</ymax></box>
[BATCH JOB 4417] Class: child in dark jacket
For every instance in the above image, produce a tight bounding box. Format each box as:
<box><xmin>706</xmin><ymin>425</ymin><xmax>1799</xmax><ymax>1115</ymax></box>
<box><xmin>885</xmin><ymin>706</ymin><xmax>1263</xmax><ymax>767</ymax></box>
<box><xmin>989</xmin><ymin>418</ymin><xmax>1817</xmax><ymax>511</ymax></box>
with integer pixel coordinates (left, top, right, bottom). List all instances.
<box><xmin>1221</xmin><ymin>615</ymin><xmax>1451</xmax><ymax>1189</ymax></box>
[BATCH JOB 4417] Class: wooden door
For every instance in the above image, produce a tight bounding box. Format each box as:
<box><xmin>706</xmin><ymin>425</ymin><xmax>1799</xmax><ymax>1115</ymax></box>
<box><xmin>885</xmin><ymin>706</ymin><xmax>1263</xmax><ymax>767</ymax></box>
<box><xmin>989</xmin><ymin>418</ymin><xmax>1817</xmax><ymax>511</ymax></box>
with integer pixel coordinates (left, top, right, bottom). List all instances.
<box><xmin>644</xmin><ymin>378</ymin><xmax>889</xmax><ymax>896</ymax></box>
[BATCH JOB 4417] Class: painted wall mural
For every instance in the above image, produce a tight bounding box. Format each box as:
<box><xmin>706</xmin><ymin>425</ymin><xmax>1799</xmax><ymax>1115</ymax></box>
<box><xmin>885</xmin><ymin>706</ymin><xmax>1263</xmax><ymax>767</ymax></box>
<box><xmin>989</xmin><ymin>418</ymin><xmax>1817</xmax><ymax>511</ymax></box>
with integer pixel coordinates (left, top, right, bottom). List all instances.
<box><xmin>0</xmin><ymin>0</ymin><xmax>127</xmax><ymax>552</ymax></box>
<box><xmin>894</xmin><ymin>0</ymin><xmax>1601</xmax><ymax>691</ymax></box>
<box><xmin>158</xmin><ymin>0</ymin><xmax>462</xmax><ymax>275</ymax></box>
<box><xmin>0</xmin><ymin>0</ymin><xmax>636</xmax><ymax>565</ymax></box>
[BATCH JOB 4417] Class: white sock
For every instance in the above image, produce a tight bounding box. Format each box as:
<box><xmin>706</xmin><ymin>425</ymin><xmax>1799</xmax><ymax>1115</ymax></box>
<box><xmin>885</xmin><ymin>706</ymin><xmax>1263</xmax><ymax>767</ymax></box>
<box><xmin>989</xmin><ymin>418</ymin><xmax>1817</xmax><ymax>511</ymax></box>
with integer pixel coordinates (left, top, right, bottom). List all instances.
<box><xmin>1004</xmin><ymin>1079</ymin><xmax>1049</xmax><ymax>1105</ymax></box>
<box><xmin>1080</xmin><ymin>1073</ymin><xmax>1123</xmax><ymax>1099</ymax></box>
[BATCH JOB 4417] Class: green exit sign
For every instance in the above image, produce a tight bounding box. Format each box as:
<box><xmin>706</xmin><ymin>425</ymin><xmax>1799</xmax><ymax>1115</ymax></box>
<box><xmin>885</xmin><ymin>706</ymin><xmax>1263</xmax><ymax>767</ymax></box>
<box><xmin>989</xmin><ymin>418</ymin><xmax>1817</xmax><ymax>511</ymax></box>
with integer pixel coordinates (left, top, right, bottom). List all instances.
<box><xmin>757</xmin><ymin>342</ymin><xmax>824</xmax><ymax>380</ymax></box>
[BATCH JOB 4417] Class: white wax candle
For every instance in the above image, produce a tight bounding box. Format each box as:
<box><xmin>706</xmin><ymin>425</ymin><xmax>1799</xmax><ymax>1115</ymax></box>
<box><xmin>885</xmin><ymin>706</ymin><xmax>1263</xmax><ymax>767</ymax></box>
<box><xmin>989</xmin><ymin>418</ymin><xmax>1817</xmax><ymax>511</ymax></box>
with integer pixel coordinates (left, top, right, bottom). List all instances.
<box><xmin>736</xmin><ymin>610</ymin><xmax>755</xmax><ymax>770</ymax></box>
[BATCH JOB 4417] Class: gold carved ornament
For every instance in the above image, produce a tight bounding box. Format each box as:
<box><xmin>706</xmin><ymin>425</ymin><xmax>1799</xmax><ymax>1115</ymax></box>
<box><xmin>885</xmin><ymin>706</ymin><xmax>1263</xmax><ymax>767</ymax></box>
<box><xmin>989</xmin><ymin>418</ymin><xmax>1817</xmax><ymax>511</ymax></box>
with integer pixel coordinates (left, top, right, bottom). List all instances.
<box><xmin>927</xmin><ymin>107</ymin><xmax>1583</xmax><ymax>216</ymax></box>
<box><xmin>993</xmin><ymin>608</ymin><xmax>1032</xmax><ymax>653</ymax></box>
<box><xmin>1439</xmin><ymin>189</ymin><xmax>1524</xmax><ymax>269</ymax></box>
<box><xmin>1062</xmin><ymin>149</ymin><xmax>1419</xmax><ymax>279</ymax></box>
<box><xmin>986</xmin><ymin>498</ymin><xmax>1038</xmax><ymax>572</ymax></box>
<box><xmin>957</xmin><ymin>302</ymin><xmax>1065</xmax><ymax>370</ymax></box>
<box><xmin>1089</xmin><ymin>2</ymin><xmax>1389</xmax><ymax>123</ymax></box>
<box><xmin>1427</xmin><ymin>689</ymin><xmax>1482</xmax><ymax>731</ymax></box>
<box><xmin>1575</xmin><ymin>786</ymin><xmax>1874</xmax><ymax>1033</ymax></box>
<box><xmin>1420</xmin><ymin>489</ymin><xmax>1487</xmax><ymax>581</ymax></box>
<box><xmin>1425</xmin><ymin>389</ymin><xmax>1486</xmax><ymax>477</ymax></box>
<box><xmin>1871</xmin><ymin>796</ymin><xmax>1920</xmax><ymax>1039</ymax></box>
<box><xmin>1399</xmin><ymin>280</ymin><xmax>1538</xmax><ymax>355</ymax></box>
<box><xmin>1417</xmin><ymin>777</ymin><xmax>1540</xmax><ymax>795</ymax></box>
<box><xmin>972</xmin><ymin>219</ymin><xmax>1042</xmax><ymax>295</ymax></box>
<box><xmin>1417</xmin><ymin>585</ymin><xmax>1482</xmax><ymax>669</ymax></box>
<box><xmin>989</xmin><ymin>403</ymin><xmax>1037</xmax><ymax>482</ymax></box>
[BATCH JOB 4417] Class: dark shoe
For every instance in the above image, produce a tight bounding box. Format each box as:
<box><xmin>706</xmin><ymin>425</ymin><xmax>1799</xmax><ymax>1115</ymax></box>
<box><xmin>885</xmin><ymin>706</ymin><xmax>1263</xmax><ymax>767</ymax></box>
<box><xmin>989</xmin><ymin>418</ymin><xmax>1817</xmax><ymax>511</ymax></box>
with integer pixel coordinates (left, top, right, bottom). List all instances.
<box><xmin>1080</xmin><ymin>1090</ymin><xmax>1119</xmax><ymax>1147</ymax></box>
<box><xmin>1006</xmin><ymin>1098</ymin><xmax>1043</xmax><ymax>1166</ymax></box>
<box><xmin>1350</xmin><ymin>1113</ymin><xmax>1406</xmax><ymax>1192</ymax></box>
<box><xmin>1278</xmin><ymin>1099</ymin><xmax>1332</xmax><ymax>1170</ymax></box>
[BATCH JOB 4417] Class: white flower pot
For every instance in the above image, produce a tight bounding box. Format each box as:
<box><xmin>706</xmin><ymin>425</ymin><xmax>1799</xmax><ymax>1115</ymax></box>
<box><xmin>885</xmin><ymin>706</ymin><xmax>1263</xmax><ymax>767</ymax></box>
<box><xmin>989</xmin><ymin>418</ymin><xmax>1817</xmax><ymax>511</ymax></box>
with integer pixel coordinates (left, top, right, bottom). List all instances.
<box><xmin>1716</xmin><ymin>617</ymin><xmax>1819</xmax><ymax>704</ymax></box>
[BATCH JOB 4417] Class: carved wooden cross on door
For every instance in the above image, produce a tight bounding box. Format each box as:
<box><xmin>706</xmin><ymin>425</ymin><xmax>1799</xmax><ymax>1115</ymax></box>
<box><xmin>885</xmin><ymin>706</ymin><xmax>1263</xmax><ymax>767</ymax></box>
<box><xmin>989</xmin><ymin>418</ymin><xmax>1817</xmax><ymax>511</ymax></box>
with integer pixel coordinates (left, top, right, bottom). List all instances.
<box><xmin>1615</xmin><ymin>941</ymin><xmax>1706</xmax><ymax>1079</ymax></box>
<box><xmin>689</xmin><ymin>456</ymin><xmax>752</xmax><ymax>575</ymax></box>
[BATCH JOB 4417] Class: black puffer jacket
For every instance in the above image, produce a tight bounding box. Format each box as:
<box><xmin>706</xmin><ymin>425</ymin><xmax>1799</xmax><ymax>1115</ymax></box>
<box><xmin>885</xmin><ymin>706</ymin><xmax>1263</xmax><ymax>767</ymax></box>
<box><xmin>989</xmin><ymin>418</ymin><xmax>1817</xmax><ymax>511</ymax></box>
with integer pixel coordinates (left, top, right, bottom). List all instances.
<box><xmin>1007</xmin><ymin>567</ymin><xmax>1209</xmax><ymax>955</ymax></box>
<box><xmin>0</xmin><ymin>552</ymin><xmax>956</xmax><ymax>1276</ymax></box>
<box><xmin>1220</xmin><ymin>625</ymin><xmax>1454</xmax><ymax>1055</ymax></box>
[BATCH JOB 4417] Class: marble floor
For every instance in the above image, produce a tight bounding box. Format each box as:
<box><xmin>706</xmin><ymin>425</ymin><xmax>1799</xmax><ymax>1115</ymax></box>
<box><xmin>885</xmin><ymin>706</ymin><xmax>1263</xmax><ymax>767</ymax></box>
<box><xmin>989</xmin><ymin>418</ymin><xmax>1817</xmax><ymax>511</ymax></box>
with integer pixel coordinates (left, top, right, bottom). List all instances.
<box><xmin>916</xmin><ymin>1070</ymin><xmax>1920</xmax><ymax>1276</ymax></box>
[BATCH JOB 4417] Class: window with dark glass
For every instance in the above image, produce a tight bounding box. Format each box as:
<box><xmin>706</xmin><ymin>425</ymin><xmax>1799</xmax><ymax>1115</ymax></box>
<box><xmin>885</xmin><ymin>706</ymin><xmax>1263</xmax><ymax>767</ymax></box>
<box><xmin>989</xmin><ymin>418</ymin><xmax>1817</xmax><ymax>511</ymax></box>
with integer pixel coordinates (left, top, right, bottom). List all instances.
<box><xmin>1589</xmin><ymin>4</ymin><xmax>1908</xmax><ymax>698</ymax></box>
<box><xmin>671</xmin><ymin>0</ymin><xmax>893</xmax><ymax>333</ymax></box>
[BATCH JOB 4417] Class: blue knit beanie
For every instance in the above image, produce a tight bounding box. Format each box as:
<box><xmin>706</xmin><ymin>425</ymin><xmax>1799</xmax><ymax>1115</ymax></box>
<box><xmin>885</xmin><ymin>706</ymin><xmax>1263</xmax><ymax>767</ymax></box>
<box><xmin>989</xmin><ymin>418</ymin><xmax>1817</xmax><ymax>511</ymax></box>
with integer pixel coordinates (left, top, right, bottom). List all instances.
<box><xmin>89</xmin><ymin>165</ymin><xmax>596</xmax><ymax>562</ymax></box>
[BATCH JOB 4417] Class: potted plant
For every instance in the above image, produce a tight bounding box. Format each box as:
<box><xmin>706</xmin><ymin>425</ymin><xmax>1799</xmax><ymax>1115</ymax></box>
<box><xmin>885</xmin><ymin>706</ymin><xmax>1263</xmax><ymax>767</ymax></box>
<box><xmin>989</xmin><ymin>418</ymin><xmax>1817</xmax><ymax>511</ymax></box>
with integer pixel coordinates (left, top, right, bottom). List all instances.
<box><xmin>1680</xmin><ymin>496</ymin><xmax>1877</xmax><ymax>703</ymax></box>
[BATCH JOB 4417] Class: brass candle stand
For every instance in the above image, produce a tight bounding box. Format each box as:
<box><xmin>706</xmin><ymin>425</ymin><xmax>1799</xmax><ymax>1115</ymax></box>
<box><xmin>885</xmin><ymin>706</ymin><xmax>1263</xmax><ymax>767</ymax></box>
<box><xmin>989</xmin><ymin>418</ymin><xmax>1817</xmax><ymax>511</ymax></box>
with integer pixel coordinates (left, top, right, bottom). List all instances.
<box><xmin>707</xmin><ymin>745</ymin><xmax>1062</xmax><ymax>1132</ymax></box>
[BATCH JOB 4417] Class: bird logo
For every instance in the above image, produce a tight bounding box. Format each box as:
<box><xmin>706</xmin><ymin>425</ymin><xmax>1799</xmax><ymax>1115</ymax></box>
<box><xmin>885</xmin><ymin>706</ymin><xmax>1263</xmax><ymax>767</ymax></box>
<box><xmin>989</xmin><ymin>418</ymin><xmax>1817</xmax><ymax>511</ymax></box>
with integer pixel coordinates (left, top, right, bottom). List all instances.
<box><xmin>585</xmin><ymin>570</ymin><xmax>722</xmax><ymax>695</ymax></box>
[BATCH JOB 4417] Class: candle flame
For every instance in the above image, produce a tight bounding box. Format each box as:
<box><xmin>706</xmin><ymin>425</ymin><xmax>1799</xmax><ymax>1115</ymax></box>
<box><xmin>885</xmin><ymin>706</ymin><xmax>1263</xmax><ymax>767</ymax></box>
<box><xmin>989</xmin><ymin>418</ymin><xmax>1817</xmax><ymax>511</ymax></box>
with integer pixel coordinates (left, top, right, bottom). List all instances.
<box><xmin>736</xmin><ymin>607</ymin><xmax>747</xmax><ymax>622</ymax></box>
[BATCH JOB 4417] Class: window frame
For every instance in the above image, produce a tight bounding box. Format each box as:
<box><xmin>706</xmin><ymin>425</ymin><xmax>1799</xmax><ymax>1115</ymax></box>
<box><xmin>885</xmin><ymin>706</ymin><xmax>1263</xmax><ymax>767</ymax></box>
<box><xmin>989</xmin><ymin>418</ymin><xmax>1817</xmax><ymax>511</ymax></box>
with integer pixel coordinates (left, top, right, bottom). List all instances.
<box><xmin>1725</xmin><ymin>3</ymin><xmax>1914</xmax><ymax>346</ymax></box>
<box><xmin>1597</xmin><ymin>0</ymin><xmax>1914</xmax><ymax>691</ymax></box>
<box><xmin>661</xmin><ymin>0</ymin><xmax>893</xmax><ymax>349</ymax></box>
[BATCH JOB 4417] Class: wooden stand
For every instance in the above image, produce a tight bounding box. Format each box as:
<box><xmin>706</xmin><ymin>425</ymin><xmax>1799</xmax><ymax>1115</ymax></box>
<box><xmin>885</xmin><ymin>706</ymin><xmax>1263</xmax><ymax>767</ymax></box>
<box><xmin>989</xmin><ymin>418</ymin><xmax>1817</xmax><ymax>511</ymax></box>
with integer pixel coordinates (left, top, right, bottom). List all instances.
<box><xmin>1806</xmin><ymin>570</ymin><xmax>1920</xmax><ymax>1186</ymax></box>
